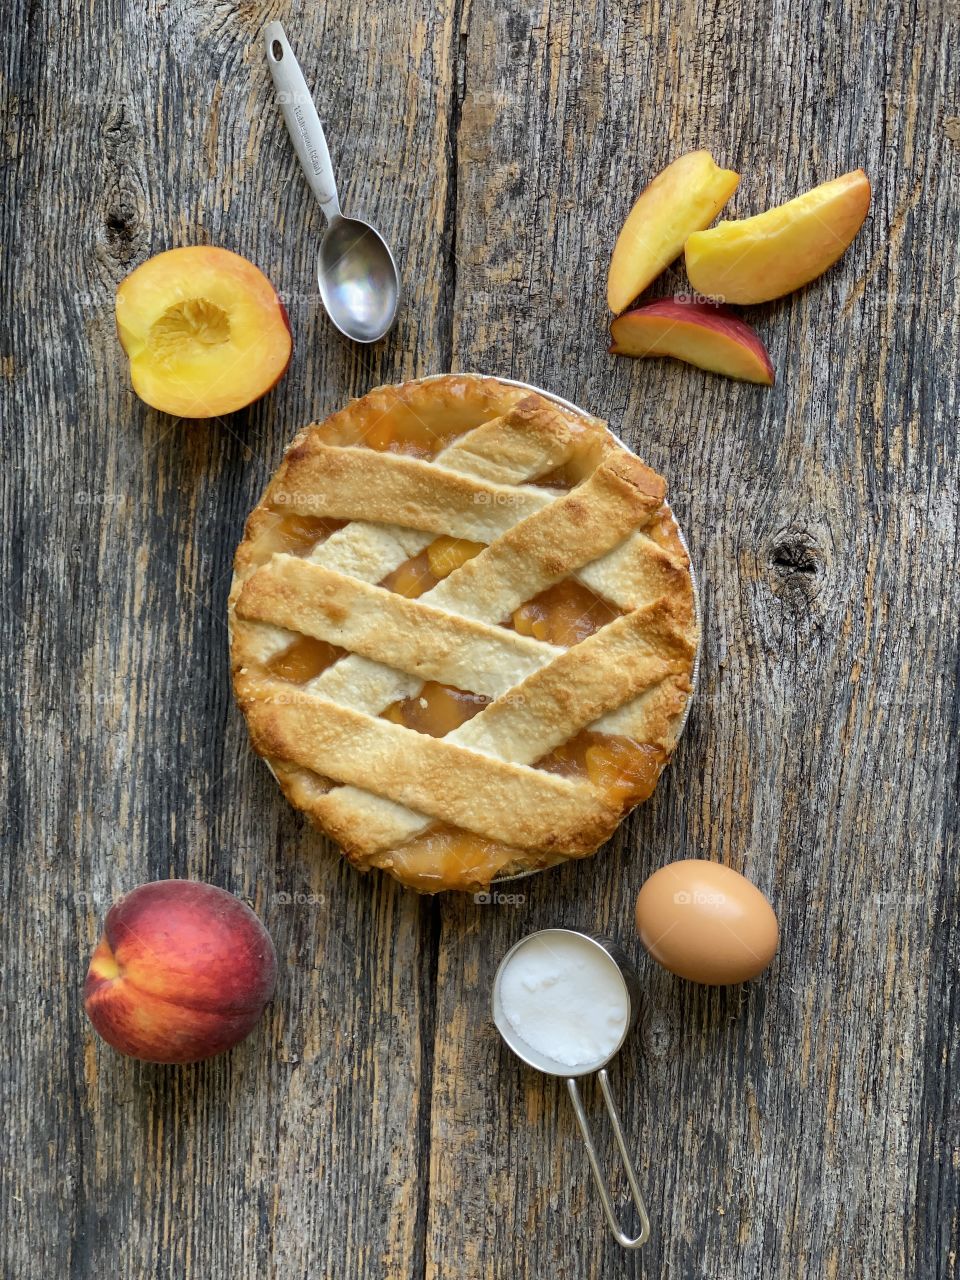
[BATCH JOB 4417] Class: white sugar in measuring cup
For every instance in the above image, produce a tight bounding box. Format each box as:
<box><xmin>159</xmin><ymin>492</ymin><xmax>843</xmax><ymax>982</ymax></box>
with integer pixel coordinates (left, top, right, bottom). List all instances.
<box><xmin>492</xmin><ymin>928</ymin><xmax>651</xmax><ymax>1249</ymax></box>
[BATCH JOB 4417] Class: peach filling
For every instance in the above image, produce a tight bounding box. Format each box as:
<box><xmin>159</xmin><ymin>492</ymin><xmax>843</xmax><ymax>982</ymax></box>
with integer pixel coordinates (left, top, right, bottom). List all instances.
<box><xmin>536</xmin><ymin>731</ymin><xmax>665</xmax><ymax>809</ymax></box>
<box><xmin>511</xmin><ymin>578</ymin><xmax>623</xmax><ymax>646</ymax></box>
<box><xmin>528</xmin><ymin>459</ymin><xmax>581</xmax><ymax>491</ymax></box>
<box><xmin>374</xmin><ymin>823</ymin><xmax>531</xmax><ymax>891</ymax></box>
<box><xmin>379</xmin><ymin>534</ymin><xmax>486</xmax><ymax>598</ymax></box>
<box><xmin>360</xmin><ymin>416</ymin><xmax>436</xmax><ymax>458</ymax></box>
<box><xmin>265</xmin><ymin>634</ymin><xmax>346</xmax><ymax>682</ymax></box>
<box><xmin>382</xmin><ymin>681</ymin><xmax>490</xmax><ymax>736</ymax></box>
<box><xmin>250</xmin><ymin>512</ymin><xmax>345</xmax><ymax>568</ymax></box>
<box><xmin>316</xmin><ymin>389</ymin><xmax>528</xmax><ymax>458</ymax></box>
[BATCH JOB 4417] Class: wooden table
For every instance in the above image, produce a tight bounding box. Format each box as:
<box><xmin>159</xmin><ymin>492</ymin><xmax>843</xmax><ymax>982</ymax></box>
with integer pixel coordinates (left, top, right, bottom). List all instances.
<box><xmin>5</xmin><ymin>1</ymin><xmax>958</xmax><ymax>1276</ymax></box>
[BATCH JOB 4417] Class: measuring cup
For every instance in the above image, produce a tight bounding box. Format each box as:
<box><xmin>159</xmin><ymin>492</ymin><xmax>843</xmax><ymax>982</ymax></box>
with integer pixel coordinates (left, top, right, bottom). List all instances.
<box><xmin>492</xmin><ymin>928</ymin><xmax>651</xmax><ymax>1249</ymax></box>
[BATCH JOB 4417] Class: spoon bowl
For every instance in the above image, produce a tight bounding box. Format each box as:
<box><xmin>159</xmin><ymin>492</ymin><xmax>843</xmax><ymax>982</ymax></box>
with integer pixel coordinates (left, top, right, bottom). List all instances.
<box><xmin>318</xmin><ymin>216</ymin><xmax>399</xmax><ymax>343</ymax></box>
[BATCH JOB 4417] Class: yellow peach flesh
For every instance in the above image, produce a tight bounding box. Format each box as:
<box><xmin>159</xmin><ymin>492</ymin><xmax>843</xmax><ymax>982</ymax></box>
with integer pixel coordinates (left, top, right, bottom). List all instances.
<box><xmin>607</xmin><ymin>150</ymin><xmax>740</xmax><ymax>314</ymax></box>
<box><xmin>116</xmin><ymin>246</ymin><xmax>291</xmax><ymax>418</ymax></box>
<box><xmin>684</xmin><ymin>169</ymin><xmax>871</xmax><ymax>304</ymax></box>
<box><xmin>426</xmin><ymin>535</ymin><xmax>486</xmax><ymax>578</ymax></box>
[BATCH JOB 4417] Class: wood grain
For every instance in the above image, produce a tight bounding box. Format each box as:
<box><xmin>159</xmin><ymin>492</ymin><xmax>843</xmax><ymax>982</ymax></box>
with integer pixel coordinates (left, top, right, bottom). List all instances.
<box><xmin>2</xmin><ymin>1</ymin><xmax>453</xmax><ymax>1276</ymax></box>
<box><xmin>430</xmin><ymin>0</ymin><xmax>960</xmax><ymax>1277</ymax></box>
<box><xmin>2</xmin><ymin>0</ymin><xmax>958</xmax><ymax>1277</ymax></box>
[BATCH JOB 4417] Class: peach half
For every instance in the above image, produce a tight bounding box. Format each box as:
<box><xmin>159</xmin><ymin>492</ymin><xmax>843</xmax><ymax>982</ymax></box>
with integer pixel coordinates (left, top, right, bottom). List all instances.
<box><xmin>607</xmin><ymin>151</ymin><xmax>740</xmax><ymax>314</ymax></box>
<box><xmin>610</xmin><ymin>298</ymin><xmax>774</xmax><ymax>385</ymax></box>
<box><xmin>684</xmin><ymin>169</ymin><xmax>871</xmax><ymax>304</ymax></box>
<box><xmin>116</xmin><ymin>246</ymin><xmax>292</xmax><ymax>418</ymax></box>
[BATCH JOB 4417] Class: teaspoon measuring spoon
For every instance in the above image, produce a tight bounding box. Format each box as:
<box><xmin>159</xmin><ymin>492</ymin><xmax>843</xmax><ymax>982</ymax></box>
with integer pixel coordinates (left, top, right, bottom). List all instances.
<box><xmin>264</xmin><ymin>21</ymin><xmax>400</xmax><ymax>343</ymax></box>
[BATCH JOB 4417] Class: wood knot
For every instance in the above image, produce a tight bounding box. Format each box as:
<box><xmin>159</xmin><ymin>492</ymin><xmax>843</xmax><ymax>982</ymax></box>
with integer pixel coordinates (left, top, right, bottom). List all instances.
<box><xmin>103</xmin><ymin>193</ymin><xmax>143</xmax><ymax>262</ymax></box>
<box><xmin>104</xmin><ymin>195</ymin><xmax>140</xmax><ymax>242</ymax></box>
<box><xmin>766</xmin><ymin>529</ymin><xmax>826</xmax><ymax>612</ymax></box>
<box><xmin>505</xmin><ymin>10</ymin><xmax>530</xmax><ymax>44</ymax></box>
<box><xmin>769</xmin><ymin>534</ymin><xmax>821</xmax><ymax>578</ymax></box>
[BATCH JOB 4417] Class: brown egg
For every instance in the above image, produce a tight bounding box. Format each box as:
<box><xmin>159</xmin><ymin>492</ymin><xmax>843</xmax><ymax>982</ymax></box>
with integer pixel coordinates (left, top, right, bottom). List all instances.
<box><xmin>635</xmin><ymin>859</ymin><xmax>779</xmax><ymax>985</ymax></box>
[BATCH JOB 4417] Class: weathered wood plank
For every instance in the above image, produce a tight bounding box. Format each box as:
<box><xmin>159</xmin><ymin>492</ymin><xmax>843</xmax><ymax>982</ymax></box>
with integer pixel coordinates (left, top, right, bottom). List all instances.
<box><xmin>3</xmin><ymin>0</ymin><xmax>959</xmax><ymax>1276</ymax></box>
<box><xmin>1</xmin><ymin>1</ymin><xmax>455</xmax><ymax>1276</ymax></box>
<box><xmin>430</xmin><ymin>0</ymin><xmax>960</xmax><ymax>1277</ymax></box>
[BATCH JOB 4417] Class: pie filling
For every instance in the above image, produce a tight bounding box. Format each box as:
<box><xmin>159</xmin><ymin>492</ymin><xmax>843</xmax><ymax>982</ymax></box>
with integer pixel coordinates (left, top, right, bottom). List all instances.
<box><xmin>318</xmin><ymin>386</ymin><xmax>530</xmax><ymax>458</ymax></box>
<box><xmin>378</xmin><ymin>535</ymin><xmax>485</xmax><ymax>598</ymax></box>
<box><xmin>382</xmin><ymin>681</ymin><xmax>491</xmax><ymax>737</ymax></box>
<box><xmin>265</xmin><ymin>633</ymin><xmax>346</xmax><ymax>682</ymax></box>
<box><xmin>510</xmin><ymin>578</ymin><xmax>623</xmax><ymax>646</ymax></box>
<box><xmin>243</xmin><ymin>400</ymin><xmax>674</xmax><ymax>891</ymax></box>
<box><xmin>250</xmin><ymin>513</ymin><xmax>345</xmax><ymax>567</ymax></box>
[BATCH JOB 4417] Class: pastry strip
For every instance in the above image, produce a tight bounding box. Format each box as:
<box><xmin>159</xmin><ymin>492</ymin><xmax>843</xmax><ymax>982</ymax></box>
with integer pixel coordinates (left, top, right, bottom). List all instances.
<box><xmin>307</xmin><ymin>601</ymin><xmax>694</xmax><ymax>852</ymax></box>
<box><xmin>305</xmin><ymin>454</ymin><xmax>665</xmax><ymax>712</ymax></box>
<box><xmin>236</xmin><ymin>555</ymin><xmax>560</xmax><ymax>698</ymax></box>
<box><xmin>272</xmin><ymin>444</ymin><xmax>550</xmax><ymax>539</ymax></box>
<box><xmin>239</xmin><ymin>682</ymin><xmax>616</xmax><ymax>853</ymax></box>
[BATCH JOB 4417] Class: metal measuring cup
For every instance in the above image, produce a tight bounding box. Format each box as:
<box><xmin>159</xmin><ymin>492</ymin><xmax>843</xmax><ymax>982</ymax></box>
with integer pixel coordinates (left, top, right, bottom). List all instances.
<box><xmin>492</xmin><ymin>928</ymin><xmax>651</xmax><ymax>1249</ymax></box>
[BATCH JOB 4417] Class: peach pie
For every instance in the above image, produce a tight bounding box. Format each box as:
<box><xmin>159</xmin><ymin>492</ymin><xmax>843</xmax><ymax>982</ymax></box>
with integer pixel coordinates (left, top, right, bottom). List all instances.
<box><xmin>229</xmin><ymin>375</ymin><xmax>699</xmax><ymax>892</ymax></box>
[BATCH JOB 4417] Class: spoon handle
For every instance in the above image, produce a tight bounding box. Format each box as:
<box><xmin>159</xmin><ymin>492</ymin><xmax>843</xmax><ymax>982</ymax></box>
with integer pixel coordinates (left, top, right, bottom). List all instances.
<box><xmin>264</xmin><ymin>21</ymin><xmax>341</xmax><ymax>222</ymax></box>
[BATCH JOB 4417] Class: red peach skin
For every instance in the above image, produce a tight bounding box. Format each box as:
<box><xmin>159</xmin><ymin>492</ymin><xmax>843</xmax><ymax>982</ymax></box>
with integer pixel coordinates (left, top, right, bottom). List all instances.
<box><xmin>83</xmin><ymin>880</ymin><xmax>277</xmax><ymax>1063</ymax></box>
<box><xmin>610</xmin><ymin>298</ymin><xmax>775</xmax><ymax>385</ymax></box>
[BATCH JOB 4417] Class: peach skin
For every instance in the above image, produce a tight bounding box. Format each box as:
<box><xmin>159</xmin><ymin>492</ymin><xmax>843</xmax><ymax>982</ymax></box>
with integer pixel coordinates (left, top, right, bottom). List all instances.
<box><xmin>116</xmin><ymin>246</ymin><xmax>292</xmax><ymax>418</ymax></box>
<box><xmin>607</xmin><ymin>151</ymin><xmax>740</xmax><ymax>314</ymax></box>
<box><xmin>684</xmin><ymin>169</ymin><xmax>871</xmax><ymax>304</ymax></box>
<box><xmin>83</xmin><ymin>880</ymin><xmax>277</xmax><ymax>1063</ymax></box>
<box><xmin>610</xmin><ymin>298</ymin><xmax>774</xmax><ymax>385</ymax></box>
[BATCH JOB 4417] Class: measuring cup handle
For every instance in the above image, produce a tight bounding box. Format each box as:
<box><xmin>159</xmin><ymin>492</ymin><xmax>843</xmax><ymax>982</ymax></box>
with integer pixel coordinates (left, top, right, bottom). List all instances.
<box><xmin>264</xmin><ymin>21</ymin><xmax>341</xmax><ymax>222</ymax></box>
<box><xmin>566</xmin><ymin>1069</ymin><xmax>651</xmax><ymax>1249</ymax></box>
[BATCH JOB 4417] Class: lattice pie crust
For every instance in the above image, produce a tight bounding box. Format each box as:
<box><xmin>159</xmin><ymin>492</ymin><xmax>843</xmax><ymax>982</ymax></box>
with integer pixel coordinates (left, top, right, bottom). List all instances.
<box><xmin>229</xmin><ymin>375</ymin><xmax>699</xmax><ymax>891</ymax></box>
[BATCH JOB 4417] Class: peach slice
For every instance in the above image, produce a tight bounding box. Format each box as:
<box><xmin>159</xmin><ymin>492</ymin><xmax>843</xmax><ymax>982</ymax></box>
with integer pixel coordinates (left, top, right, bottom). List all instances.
<box><xmin>116</xmin><ymin>246</ymin><xmax>292</xmax><ymax>418</ymax></box>
<box><xmin>610</xmin><ymin>298</ymin><xmax>774</xmax><ymax>385</ymax></box>
<box><xmin>684</xmin><ymin>169</ymin><xmax>871</xmax><ymax>304</ymax></box>
<box><xmin>607</xmin><ymin>151</ymin><xmax>740</xmax><ymax>314</ymax></box>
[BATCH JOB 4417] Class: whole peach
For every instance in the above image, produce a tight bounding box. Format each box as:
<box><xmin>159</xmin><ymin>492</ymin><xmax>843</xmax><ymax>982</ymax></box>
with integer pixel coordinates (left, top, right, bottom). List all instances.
<box><xmin>83</xmin><ymin>880</ymin><xmax>277</xmax><ymax>1064</ymax></box>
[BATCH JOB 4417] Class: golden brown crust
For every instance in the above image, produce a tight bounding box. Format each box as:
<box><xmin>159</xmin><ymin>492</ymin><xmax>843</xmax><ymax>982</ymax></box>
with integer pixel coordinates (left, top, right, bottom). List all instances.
<box><xmin>229</xmin><ymin>374</ymin><xmax>700</xmax><ymax>890</ymax></box>
<box><xmin>236</xmin><ymin>555</ymin><xmax>558</xmax><ymax>698</ymax></box>
<box><xmin>236</xmin><ymin>680</ymin><xmax>619</xmax><ymax>854</ymax></box>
